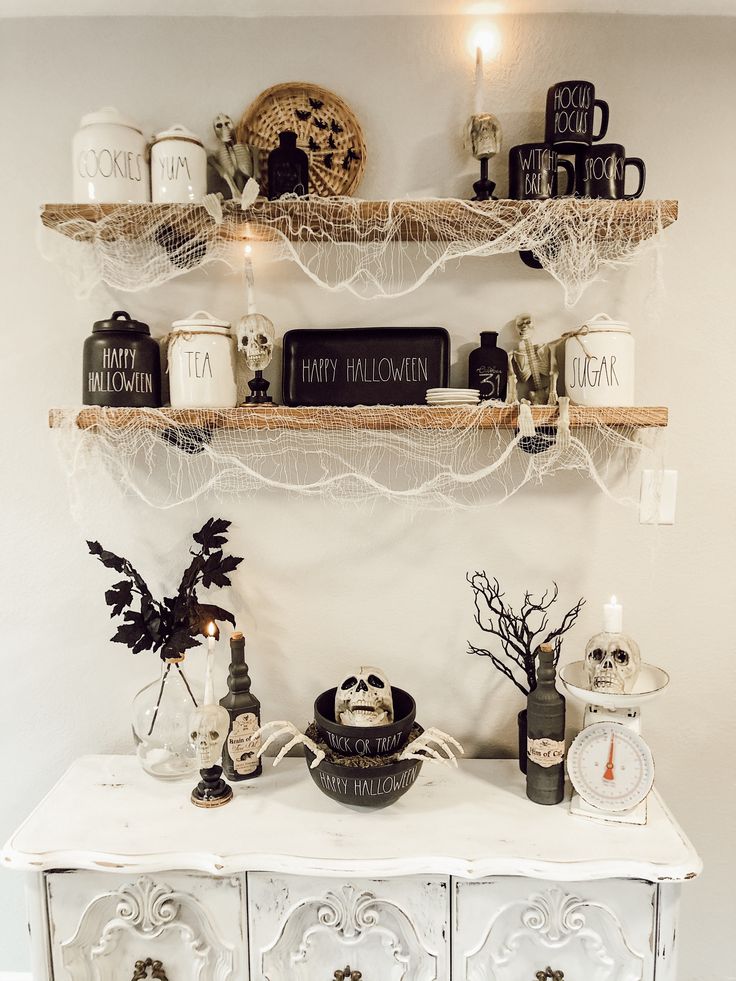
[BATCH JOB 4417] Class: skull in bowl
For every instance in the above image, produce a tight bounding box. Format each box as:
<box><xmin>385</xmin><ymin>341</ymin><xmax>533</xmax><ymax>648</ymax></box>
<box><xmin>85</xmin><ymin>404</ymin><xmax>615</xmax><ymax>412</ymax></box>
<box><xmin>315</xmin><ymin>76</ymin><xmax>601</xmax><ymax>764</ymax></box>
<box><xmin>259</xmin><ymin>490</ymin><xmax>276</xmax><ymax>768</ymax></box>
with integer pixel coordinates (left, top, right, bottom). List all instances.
<box><xmin>189</xmin><ymin>703</ymin><xmax>229</xmax><ymax>768</ymax></box>
<box><xmin>584</xmin><ymin>632</ymin><xmax>642</xmax><ymax>694</ymax></box>
<box><xmin>335</xmin><ymin>667</ymin><xmax>394</xmax><ymax>727</ymax></box>
<box><xmin>236</xmin><ymin>313</ymin><xmax>275</xmax><ymax>372</ymax></box>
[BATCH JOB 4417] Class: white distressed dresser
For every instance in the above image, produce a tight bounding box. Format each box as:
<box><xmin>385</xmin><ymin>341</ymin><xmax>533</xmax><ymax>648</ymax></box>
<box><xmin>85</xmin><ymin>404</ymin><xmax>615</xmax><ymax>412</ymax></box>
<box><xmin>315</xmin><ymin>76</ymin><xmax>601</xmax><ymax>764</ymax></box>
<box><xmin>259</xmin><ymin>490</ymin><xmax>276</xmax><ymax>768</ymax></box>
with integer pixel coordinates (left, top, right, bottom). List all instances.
<box><xmin>2</xmin><ymin>756</ymin><xmax>700</xmax><ymax>981</ymax></box>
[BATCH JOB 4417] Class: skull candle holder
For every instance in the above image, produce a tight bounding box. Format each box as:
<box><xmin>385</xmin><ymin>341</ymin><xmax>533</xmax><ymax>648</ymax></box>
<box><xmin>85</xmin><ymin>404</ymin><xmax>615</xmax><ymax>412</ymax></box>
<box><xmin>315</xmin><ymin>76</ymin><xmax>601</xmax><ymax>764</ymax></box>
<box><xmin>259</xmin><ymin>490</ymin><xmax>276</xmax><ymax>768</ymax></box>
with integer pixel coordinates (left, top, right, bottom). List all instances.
<box><xmin>189</xmin><ymin>703</ymin><xmax>233</xmax><ymax>808</ymax></box>
<box><xmin>236</xmin><ymin>312</ymin><xmax>276</xmax><ymax>405</ymax></box>
<box><xmin>464</xmin><ymin>112</ymin><xmax>502</xmax><ymax>201</ymax></box>
<box><xmin>584</xmin><ymin>632</ymin><xmax>642</xmax><ymax>695</ymax></box>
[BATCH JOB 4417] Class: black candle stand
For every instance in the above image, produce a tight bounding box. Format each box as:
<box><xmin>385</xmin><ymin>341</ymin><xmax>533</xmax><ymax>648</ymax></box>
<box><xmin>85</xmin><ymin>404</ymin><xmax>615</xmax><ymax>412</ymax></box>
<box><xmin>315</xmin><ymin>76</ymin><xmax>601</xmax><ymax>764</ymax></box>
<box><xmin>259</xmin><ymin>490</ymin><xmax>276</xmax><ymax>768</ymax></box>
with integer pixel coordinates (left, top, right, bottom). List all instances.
<box><xmin>191</xmin><ymin>764</ymin><xmax>233</xmax><ymax>808</ymax></box>
<box><xmin>244</xmin><ymin>370</ymin><xmax>274</xmax><ymax>405</ymax></box>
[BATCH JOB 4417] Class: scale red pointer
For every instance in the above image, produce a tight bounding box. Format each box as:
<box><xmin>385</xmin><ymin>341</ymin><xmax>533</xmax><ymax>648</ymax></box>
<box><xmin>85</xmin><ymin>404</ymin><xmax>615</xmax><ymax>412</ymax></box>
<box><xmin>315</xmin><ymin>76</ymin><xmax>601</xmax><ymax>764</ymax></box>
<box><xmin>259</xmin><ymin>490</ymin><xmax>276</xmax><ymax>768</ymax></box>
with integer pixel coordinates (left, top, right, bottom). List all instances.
<box><xmin>603</xmin><ymin>733</ymin><xmax>615</xmax><ymax>781</ymax></box>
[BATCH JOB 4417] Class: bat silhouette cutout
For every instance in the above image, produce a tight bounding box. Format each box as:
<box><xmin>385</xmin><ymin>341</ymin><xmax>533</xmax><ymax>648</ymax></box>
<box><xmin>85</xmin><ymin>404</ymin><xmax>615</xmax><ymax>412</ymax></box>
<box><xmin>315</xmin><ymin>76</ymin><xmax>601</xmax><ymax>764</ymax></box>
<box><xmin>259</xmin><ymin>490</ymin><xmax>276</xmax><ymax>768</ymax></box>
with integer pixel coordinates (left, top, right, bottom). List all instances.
<box><xmin>308</xmin><ymin>136</ymin><xmax>320</xmax><ymax>152</ymax></box>
<box><xmin>327</xmin><ymin>134</ymin><xmax>337</xmax><ymax>149</ymax></box>
<box><xmin>314</xmin><ymin>117</ymin><xmax>329</xmax><ymax>130</ymax></box>
<box><xmin>330</xmin><ymin>119</ymin><xmax>344</xmax><ymax>134</ymax></box>
<box><xmin>295</xmin><ymin>109</ymin><xmax>311</xmax><ymax>121</ymax></box>
<box><xmin>323</xmin><ymin>153</ymin><xmax>334</xmax><ymax>169</ymax></box>
<box><xmin>308</xmin><ymin>97</ymin><xmax>324</xmax><ymax>110</ymax></box>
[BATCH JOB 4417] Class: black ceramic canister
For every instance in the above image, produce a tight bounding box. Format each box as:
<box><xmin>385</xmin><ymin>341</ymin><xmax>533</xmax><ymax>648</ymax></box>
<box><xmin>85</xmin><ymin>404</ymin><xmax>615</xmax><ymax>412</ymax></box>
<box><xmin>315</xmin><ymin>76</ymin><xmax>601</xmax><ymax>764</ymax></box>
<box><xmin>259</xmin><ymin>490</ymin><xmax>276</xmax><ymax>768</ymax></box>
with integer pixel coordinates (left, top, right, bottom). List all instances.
<box><xmin>83</xmin><ymin>310</ymin><xmax>161</xmax><ymax>407</ymax></box>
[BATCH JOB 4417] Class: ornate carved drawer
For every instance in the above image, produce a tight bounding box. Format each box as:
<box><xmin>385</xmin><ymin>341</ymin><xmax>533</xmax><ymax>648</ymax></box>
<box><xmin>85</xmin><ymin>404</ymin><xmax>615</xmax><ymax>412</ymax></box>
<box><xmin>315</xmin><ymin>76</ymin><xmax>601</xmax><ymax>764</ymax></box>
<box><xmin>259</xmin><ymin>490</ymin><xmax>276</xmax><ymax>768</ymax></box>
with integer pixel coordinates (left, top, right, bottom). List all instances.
<box><xmin>247</xmin><ymin>873</ymin><xmax>450</xmax><ymax>981</ymax></box>
<box><xmin>453</xmin><ymin>876</ymin><xmax>657</xmax><ymax>981</ymax></box>
<box><xmin>45</xmin><ymin>870</ymin><xmax>246</xmax><ymax>981</ymax></box>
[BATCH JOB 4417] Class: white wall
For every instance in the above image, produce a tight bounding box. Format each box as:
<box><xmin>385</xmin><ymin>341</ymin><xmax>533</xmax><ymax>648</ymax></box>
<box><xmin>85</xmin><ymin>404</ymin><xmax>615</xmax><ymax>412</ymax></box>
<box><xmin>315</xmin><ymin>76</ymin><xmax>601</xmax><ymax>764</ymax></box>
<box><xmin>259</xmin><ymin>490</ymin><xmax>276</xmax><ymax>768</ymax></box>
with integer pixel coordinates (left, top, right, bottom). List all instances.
<box><xmin>0</xmin><ymin>13</ymin><xmax>734</xmax><ymax>977</ymax></box>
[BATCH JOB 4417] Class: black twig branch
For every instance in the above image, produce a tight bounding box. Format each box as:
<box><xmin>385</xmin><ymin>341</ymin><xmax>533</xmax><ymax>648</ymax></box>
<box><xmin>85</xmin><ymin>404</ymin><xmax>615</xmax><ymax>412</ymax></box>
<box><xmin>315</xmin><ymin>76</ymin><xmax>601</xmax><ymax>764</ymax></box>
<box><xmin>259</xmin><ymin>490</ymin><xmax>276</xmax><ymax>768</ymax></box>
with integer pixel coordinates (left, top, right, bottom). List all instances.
<box><xmin>466</xmin><ymin>572</ymin><xmax>585</xmax><ymax>695</ymax></box>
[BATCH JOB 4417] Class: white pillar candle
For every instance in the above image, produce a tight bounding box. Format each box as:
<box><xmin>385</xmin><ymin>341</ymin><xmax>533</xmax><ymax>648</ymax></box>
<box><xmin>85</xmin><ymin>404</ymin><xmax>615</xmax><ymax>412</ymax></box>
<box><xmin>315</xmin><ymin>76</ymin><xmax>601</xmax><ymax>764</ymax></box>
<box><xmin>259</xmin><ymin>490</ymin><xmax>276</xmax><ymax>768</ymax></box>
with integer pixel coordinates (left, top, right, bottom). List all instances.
<box><xmin>205</xmin><ymin>622</ymin><xmax>217</xmax><ymax>705</ymax></box>
<box><xmin>603</xmin><ymin>595</ymin><xmax>623</xmax><ymax>633</ymax></box>
<box><xmin>474</xmin><ymin>46</ymin><xmax>484</xmax><ymax>115</ymax></box>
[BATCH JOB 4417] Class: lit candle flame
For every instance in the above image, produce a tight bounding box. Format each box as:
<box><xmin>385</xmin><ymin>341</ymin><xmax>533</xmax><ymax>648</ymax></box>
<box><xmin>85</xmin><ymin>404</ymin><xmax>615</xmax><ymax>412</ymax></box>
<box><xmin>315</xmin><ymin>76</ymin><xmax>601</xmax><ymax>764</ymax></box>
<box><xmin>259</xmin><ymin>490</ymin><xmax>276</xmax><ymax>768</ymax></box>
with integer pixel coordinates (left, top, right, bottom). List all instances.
<box><xmin>207</xmin><ymin>621</ymin><xmax>216</xmax><ymax>637</ymax></box>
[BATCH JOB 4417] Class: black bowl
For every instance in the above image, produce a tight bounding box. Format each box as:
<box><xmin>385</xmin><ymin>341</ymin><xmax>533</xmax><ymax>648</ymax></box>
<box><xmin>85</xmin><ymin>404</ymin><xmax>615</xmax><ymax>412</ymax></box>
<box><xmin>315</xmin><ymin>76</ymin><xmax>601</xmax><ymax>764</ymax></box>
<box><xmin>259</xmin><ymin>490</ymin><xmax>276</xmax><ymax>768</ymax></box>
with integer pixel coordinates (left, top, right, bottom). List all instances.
<box><xmin>314</xmin><ymin>687</ymin><xmax>416</xmax><ymax>757</ymax></box>
<box><xmin>304</xmin><ymin>746</ymin><xmax>423</xmax><ymax>808</ymax></box>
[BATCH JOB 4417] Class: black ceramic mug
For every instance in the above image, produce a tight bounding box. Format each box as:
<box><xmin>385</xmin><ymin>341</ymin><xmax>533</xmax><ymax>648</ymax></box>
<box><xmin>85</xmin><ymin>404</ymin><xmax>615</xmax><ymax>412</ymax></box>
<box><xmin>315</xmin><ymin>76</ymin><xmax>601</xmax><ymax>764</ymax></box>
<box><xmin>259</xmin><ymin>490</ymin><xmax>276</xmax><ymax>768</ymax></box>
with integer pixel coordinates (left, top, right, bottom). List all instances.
<box><xmin>508</xmin><ymin>143</ymin><xmax>575</xmax><ymax>200</ymax></box>
<box><xmin>545</xmin><ymin>80</ymin><xmax>609</xmax><ymax>152</ymax></box>
<box><xmin>576</xmin><ymin>143</ymin><xmax>646</xmax><ymax>199</ymax></box>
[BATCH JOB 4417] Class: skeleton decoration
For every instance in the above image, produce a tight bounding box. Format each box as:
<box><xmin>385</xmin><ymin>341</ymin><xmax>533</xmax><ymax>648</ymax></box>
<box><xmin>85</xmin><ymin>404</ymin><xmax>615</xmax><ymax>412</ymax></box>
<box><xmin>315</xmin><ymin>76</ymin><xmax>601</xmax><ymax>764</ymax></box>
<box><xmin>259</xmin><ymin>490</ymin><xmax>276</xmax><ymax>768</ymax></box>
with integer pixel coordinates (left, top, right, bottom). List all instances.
<box><xmin>252</xmin><ymin>720</ymin><xmax>463</xmax><ymax>769</ymax></box>
<box><xmin>508</xmin><ymin>314</ymin><xmax>561</xmax><ymax>405</ymax></box>
<box><xmin>236</xmin><ymin>313</ymin><xmax>275</xmax><ymax>372</ymax></box>
<box><xmin>335</xmin><ymin>666</ymin><xmax>394</xmax><ymax>727</ymax></box>
<box><xmin>209</xmin><ymin>113</ymin><xmax>258</xmax><ymax>204</ymax></box>
<box><xmin>584</xmin><ymin>632</ymin><xmax>642</xmax><ymax>694</ymax></box>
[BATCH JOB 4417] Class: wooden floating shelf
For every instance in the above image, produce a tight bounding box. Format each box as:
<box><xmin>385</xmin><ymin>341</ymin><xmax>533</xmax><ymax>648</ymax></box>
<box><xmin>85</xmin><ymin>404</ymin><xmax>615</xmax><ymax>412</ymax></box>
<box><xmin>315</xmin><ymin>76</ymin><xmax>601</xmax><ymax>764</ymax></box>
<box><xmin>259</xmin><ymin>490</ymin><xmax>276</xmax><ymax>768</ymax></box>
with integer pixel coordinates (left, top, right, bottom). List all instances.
<box><xmin>48</xmin><ymin>405</ymin><xmax>669</xmax><ymax>432</ymax></box>
<box><xmin>40</xmin><ymin>199</ymin><xmax>678</xmax><ymax>245</ymax></box>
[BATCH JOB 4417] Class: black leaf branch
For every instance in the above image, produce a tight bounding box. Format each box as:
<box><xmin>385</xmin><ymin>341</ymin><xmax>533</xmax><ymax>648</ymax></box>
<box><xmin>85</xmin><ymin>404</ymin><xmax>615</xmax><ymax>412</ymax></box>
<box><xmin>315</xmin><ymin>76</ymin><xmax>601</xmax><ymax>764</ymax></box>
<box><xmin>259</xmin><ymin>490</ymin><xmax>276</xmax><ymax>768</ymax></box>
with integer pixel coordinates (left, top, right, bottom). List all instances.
<box><xmin>87</xmin><ymin>518</ymin><xmax>243</xmax><ymax>661</ymax></box>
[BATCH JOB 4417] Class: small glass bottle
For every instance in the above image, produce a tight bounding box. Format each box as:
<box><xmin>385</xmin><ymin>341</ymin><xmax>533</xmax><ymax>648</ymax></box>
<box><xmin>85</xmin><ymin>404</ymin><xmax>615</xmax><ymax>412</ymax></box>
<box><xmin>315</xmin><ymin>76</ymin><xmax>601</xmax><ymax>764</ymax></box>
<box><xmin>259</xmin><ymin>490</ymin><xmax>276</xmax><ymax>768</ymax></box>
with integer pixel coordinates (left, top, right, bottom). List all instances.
<box><xmin>219</xmin><ymin>632</ymin><xmax>262</xmax><ymax>781</ymax></box>
<box><xmin>267</xmin><ymin>131</ymin><xmax>309</xmax><ymax>200</ymax></box>
<box><xmin>526</xmin><ymin>643</ymin><xmax>566</xmax><ymax>805</ymax></box>
<box><xmin>468</xmin><ymin>331</ymin><xmax>509</xmax><ymax>401</ymax></box>
<box><xmin>131</xmin><ymin>658</ymin><xmax>201</xmax><ymax>779</ymax></box>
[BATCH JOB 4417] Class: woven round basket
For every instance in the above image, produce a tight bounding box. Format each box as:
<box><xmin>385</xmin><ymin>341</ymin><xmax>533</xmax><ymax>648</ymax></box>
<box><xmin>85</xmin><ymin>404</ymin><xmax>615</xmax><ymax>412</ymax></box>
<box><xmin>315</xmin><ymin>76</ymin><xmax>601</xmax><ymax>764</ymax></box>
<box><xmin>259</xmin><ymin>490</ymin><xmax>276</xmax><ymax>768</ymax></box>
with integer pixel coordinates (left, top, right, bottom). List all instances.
<box><xmin>237</xmin><ymin>82</ymin><xmax>366</xmax><ymax>198</ymax></box>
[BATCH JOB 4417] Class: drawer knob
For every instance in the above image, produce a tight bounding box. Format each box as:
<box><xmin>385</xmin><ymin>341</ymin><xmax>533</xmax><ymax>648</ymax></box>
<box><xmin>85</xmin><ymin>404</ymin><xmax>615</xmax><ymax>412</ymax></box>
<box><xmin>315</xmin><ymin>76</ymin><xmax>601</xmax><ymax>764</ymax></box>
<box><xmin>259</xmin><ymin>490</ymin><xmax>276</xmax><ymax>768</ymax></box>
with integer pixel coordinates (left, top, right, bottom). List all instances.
<box><xmin>131</xmin><ymin>958</ymin><xmax>169</xmax><ymax>981</ymax></box>
<box><xmin>333</xmin><ymin>967</ymin><xmax>362</xmax><ymax>980</ymax></box>
<box><xmin>535</xmin><ymin>970</ymin><xmax>564</xmax><ymax>981</ymax></box>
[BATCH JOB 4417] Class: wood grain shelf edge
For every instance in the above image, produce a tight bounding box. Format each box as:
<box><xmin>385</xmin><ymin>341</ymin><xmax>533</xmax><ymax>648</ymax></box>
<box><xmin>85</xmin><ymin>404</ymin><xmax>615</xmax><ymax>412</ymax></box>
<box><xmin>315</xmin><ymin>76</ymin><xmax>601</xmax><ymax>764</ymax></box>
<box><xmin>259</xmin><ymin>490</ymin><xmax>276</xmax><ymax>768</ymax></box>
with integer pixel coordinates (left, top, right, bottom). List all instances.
<box><xmin>48</xmin><ymin>405</ymin><xmax>669</xmax><ymax>431</ymax></box>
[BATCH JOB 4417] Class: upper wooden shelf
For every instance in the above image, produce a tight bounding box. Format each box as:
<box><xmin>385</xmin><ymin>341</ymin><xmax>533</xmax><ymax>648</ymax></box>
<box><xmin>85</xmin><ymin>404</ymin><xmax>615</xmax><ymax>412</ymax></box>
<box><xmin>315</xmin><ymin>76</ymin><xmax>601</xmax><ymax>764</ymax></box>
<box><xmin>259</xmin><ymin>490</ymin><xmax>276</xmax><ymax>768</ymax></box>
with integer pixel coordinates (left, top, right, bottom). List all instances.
<box><xmin>40</xmin><ymin>199</ymin><xmax>678</xmax><ymax>245</ymax></box>
<box><xmin>48</xmin><ymin>405</ymin><xmax>669</xmax><ymax>432</ymax></box>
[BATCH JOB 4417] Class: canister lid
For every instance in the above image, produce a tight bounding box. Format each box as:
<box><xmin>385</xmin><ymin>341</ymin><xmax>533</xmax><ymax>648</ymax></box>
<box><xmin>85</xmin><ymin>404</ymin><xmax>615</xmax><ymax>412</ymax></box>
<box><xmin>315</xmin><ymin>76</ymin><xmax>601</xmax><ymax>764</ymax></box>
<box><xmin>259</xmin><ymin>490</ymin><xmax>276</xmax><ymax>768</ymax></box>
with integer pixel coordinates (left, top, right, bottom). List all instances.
<box><xmin>171</xmin><ymin>310</ymin><xmax>232</xmax><ymax>333</ymax></box>
<box><xmin>153</xmin><ymin>124</ymin><xmax>204</xmax><ymax>147</ymax></box>
<box><xmin>582</xmin><ymin>312</ymin><xmax>630</xmax><ymax>333</ymax></box>
<box><xmin>92</xmin><ymin>310</ymin><xmax>150</xmax><ymax>335</ymax></box>
<box><xmin>79</xmin><ymin>107</ymin><xmax>143</xmax><ymax>133</ymax></box>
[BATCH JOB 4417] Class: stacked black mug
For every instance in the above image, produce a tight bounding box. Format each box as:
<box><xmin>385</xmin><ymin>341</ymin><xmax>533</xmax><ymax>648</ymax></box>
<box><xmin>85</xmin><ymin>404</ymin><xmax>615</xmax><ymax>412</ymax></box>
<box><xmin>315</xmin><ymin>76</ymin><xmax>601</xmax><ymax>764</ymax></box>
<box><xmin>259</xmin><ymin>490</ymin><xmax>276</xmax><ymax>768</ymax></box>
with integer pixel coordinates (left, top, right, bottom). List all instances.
<box><xmin>508</xmin><ymin>80</ymin><xmax>646</xmax><ymax>203</ymax></box>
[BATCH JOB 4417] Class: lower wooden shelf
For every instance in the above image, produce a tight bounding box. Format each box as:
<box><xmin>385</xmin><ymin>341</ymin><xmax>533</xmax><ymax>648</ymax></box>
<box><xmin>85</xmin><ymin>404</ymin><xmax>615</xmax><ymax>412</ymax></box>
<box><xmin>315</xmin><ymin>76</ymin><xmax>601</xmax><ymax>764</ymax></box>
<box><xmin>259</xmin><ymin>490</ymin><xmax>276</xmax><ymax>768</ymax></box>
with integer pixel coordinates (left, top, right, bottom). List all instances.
<box><xmin>48</xmin><ymin>405</ymin><xmax>669</xmax><ymax>432</ymax></box>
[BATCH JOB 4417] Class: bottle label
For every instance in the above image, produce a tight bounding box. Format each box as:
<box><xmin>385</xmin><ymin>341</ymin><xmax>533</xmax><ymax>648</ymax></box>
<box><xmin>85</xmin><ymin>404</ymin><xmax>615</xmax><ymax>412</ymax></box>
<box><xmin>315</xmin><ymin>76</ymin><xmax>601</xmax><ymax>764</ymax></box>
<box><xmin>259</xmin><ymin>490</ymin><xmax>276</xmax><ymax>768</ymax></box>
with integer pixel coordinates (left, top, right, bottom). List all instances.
<box><xmin>228</xmin><ymin>713</ymin><xmax>260</xmax><ymax>775</ymax></box>
<box><xmin>527</xmin><ymin>736</ymin><xmax>565</xmax><ymax>768</ymax></box>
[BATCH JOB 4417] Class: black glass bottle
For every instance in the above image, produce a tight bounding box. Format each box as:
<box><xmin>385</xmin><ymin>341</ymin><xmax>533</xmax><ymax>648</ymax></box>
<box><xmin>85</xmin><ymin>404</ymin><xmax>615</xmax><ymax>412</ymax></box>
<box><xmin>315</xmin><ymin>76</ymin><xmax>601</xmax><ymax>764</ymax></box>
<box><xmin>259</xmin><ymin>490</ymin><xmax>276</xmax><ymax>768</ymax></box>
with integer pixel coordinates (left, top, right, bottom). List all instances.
<box><xmin>267</xmin><ymin>131</ymin><xmax>309</xmax><ymax>200</ymax></box>
<box><xmin>219</xmin><ymin>632</ymin><xmax>262</xmax><ymax>781</ymax></box>
<box><xmin>526</xmin><ymin>643</ymin><xmax>566</xmax><ymax>805</ymax></box>
<box><xmin>468</xmin><ymin>331</ymin><xmax>508</xmax><ymax>401</ymax></box>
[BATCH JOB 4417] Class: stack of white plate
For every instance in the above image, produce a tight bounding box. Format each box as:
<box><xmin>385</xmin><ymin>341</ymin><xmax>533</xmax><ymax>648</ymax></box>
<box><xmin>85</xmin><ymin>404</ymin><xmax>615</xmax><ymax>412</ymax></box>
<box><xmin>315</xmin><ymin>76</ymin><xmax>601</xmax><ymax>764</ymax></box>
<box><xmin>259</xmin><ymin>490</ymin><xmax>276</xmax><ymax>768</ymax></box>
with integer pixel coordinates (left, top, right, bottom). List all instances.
<box><xmin>426</xmin><ymin>388</ymin><xmax>480</xmax><ymax>406</ymax></box>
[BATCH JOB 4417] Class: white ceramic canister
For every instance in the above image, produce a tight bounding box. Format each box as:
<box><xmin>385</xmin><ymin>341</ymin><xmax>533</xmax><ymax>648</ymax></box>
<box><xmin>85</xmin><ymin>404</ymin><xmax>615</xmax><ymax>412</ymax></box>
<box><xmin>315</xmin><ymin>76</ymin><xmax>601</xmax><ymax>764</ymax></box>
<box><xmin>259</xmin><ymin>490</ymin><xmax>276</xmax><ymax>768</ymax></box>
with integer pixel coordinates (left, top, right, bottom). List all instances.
<box><xmin>151</xmin><ymin>124</ymin><xmax>207</xmax><ymax>203</ymax></box>
<box><xmin>73</xmin><ymin>107</ymin><xmax>150</xmax><ymax>203</ymax></box>
<box><xmin>564</xmin><ymin>313</ymin><xmax>635</xmax><ymax>406</ymax></box>
<box><xmin>168</xmin><ymin>311</ymin><xmax>238</xmax><ymax>408</ymax></box>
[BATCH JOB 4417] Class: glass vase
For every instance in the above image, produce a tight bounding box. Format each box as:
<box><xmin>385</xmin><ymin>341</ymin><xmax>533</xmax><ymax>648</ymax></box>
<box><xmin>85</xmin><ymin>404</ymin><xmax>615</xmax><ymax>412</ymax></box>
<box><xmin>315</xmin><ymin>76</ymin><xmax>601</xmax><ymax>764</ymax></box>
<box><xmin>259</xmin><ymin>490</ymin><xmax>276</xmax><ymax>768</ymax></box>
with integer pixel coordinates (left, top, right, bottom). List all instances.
<box><xmin>132</xmin><ymin>659</ymin><xmax>202</xmax><ymax>779</ymax></box>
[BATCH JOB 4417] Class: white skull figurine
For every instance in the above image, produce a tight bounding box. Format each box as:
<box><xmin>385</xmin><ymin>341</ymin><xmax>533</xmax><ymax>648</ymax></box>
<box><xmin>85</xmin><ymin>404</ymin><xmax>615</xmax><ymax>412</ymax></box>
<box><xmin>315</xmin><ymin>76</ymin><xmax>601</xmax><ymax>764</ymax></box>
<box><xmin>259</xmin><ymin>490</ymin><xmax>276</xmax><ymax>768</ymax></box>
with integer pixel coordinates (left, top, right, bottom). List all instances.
<box><xmin>236</xmin><ymin>313</ymin><xmax>275</xmax><ymax>372</ymax></box>
<box><xmin>335</xmin><ymin>667</ymin><xmax>394</xmax><ymax>727</ymax></box>
<box><xmin>189</xmin><ymin>703</ymin><xmax>229</xmax><ymax>768</ymax></box>
<box><xmin>584</xmin><ymin>632</ymin><xmax>642</xmax><ymax>694</ymax></box>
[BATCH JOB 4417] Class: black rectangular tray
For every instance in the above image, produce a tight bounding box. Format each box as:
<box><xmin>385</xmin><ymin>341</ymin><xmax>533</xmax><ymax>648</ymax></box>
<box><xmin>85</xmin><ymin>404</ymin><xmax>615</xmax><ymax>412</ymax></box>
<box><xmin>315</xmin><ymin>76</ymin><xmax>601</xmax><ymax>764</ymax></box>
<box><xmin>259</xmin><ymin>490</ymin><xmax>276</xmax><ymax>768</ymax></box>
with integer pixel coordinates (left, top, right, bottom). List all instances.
<box><xmin>282</xmin><ymin>326</ymin><xmax>450</xmax><ymax>407</ymax></box>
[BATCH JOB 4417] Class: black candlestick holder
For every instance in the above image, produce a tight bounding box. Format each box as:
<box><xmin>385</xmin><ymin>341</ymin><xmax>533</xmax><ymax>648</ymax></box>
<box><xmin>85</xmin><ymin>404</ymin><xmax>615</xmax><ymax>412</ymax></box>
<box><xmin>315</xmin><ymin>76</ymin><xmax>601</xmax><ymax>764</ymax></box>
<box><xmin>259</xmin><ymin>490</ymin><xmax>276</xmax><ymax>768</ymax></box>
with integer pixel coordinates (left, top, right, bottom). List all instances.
<box><xmin>244</xmin><ymin>370</ymin><xmax>274</xmax><ymax>405</ymax></box>
<box><xmin>191</xmin><ymin>764</ymin><xmax>233</xmax><ymax>808</ymax></box>
<box><xmin>472</xmin><ymin>157</ymin><xmax>497</xmax><ymax>202</ymax></box>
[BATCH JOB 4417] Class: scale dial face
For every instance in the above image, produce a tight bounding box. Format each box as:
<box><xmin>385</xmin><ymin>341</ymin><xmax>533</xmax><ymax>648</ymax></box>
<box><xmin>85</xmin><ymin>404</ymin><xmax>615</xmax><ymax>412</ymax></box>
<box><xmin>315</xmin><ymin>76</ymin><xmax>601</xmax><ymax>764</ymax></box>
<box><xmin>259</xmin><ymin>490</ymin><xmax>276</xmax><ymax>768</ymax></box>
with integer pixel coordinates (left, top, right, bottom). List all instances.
<box><xmin>567</xmin><ymin>721</ymin><xmax>654</xmax><ymax>813</ymax></box>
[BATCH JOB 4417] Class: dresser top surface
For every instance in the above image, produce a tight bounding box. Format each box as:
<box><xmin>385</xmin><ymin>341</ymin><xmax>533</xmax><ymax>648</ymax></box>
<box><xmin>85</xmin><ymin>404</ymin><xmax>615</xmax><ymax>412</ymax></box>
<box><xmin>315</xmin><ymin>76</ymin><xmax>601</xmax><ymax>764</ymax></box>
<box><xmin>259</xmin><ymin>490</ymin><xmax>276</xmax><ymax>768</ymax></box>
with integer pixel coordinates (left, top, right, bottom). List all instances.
<box><xmin>2</xmin><ymin>755</ymin><xmax>701</xmax><ymax>881</ymax></box>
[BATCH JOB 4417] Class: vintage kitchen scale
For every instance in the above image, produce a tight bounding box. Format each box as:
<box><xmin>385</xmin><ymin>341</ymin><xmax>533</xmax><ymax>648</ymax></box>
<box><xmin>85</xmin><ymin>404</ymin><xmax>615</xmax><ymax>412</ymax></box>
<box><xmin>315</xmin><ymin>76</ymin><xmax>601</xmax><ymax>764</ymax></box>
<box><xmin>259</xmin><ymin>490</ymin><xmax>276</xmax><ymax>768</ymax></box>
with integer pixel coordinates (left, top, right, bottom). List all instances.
<box><xmin>559</xmin><ymin>659</ymin><xmax>670</xmax><ymax>826</ymax></box>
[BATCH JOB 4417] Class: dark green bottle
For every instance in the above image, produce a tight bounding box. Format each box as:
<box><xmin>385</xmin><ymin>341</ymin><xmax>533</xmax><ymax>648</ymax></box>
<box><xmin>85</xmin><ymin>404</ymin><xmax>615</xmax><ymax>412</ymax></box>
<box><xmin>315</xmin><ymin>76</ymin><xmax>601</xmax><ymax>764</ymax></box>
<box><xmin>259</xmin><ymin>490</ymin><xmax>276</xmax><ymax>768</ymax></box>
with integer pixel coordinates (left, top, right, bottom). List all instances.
<box><xmin>219</xmin><ymin>632</ymin><xmax>262</xmax><ymax>782</ymax></box>
<box><xmin>526</xmin><ymin>643</ymin><xmax>565</xmax><ymax>805</ymax></box>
